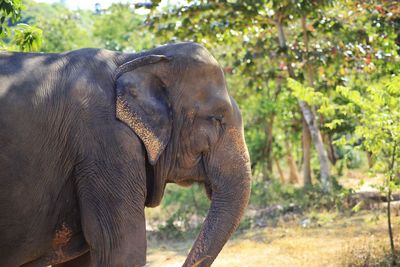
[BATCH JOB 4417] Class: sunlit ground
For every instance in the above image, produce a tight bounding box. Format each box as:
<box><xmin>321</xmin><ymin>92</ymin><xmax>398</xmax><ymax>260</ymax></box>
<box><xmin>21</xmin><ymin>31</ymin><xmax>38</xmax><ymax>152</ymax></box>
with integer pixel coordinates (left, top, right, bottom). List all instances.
<box><xmin>147</xmin><ymin>210</ymin><xmax>393</xmax><ymax>267</ymax></box>
<box><xmin>146</xmin><ymin>168</ymin><xmax>397</xmax><ymax>266</ymax></box>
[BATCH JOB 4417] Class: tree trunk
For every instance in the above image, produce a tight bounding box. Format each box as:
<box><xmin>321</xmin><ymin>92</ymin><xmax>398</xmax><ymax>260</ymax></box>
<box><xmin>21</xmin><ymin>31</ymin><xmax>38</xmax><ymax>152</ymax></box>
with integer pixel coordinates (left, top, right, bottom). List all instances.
<box><xmin>300</xmin><ymin>15</ymin><xmax>331</xmax><ymax>190</ymax></box>
<box><xmin>302</xmin><ymin>118</ymin><xmax>312</xmax><ymax>186</ymax></box>
<box><xmin>262</xmin><ymin>74</ymin><xmax>283</xmax><ymax>180</ymax></box>
<box><xmin>325</xmin><ymin>133</ymin><xmax>337</xmax><ymax>165</ymax></box>
<box><xmin>263</xmin><ymin>116</ymin><xmax>275</xmax><ymax>177</ymax></box>
<box><xmin>367</xmin><ymin>151</ymin><xmax>374</xmax><ymax>168</ymax></box>
<box><xmin>299</xmin><ymin>101</ymin><xmax>331</xmax><ymax>190</ymax></box>
<box><xmin>387</xmin><ymin>143</ymin><xmax>397</xmax><ymax>265</ymax></box>
<box><xmin>301</xmin><ymin>16</ymin><xmax>315</xmax><ymax>87</ymax></box>
<box><xmin>275</xmin><ymin>157</ymin><xmax>286</xmax><ymax>183</ymax></box>
<box><xmin>319</xmin><ymin>114</ymin><xmax>337</xmax><ymax>166</ymax></box>
<box><xmin>276</xmin><ymin>15</ymin><xmax>331</xmax><ymax>190</ymax></box>
<box><xmin>275</xmin><ymin>15</ymin><xmax>331</xmax><ymax>191</ymax></box>
<box><xmin>285</xmin><ymin>139</ymin><xmax>300</xmax><ymax>184</ymax></box>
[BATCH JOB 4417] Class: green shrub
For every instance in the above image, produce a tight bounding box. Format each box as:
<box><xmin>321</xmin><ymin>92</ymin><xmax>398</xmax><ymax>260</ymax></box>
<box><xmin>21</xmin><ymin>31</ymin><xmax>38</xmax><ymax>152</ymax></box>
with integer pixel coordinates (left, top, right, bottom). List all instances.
<box><xmin>250</xmin><ymin>179</ymin><xmax>348</xmax><ymax>211</ymax></box>
<box><xmin>156</xmin><ymin>183</ymin><xmax>209</xmax><ymax>233</ymax></box>
<box><xmin>154</xmin><ymin>216</ymin><xmax>185</xmax><ymax>240</ymax></box>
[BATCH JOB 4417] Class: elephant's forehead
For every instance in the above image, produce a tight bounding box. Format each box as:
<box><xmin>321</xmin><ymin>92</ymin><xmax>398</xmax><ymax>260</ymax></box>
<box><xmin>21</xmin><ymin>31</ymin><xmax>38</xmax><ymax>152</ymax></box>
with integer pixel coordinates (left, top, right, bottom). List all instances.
<box><xmin>191</xmin><ymin>47</ymin><xmax>219</xmax><ymax>66</ymax></box>
<box><xmin>186</xmin><ymin>83</ymin><xmax>230</xmax><ymax>108</ymax></box>
<box><xmin>183</xmin><ymin>65</ymin><xmax>226</xmax><ymax>91</ymax></box>
<box><xmin>166</xmin><ymin>42</ymin><xmax>219</xmax><ymax>66</ymax></box>
<box><xmin>182</xmin><ymin>67</ymin><xmax>231</xmax><ymax>112</ymax></box>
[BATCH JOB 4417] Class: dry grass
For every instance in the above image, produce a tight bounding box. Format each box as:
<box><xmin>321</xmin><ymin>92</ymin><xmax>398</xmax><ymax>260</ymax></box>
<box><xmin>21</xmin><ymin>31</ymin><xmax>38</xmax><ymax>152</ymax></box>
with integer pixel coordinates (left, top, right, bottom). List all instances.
<box><xmin>147</xmin><ymin>211</ymin><xmax>396</xmax><ymax>267</ymax></box>
<box><xmin>340</xmin><ymin>236</ymin><xmax>396</xmax><ymax>267</ymax></box>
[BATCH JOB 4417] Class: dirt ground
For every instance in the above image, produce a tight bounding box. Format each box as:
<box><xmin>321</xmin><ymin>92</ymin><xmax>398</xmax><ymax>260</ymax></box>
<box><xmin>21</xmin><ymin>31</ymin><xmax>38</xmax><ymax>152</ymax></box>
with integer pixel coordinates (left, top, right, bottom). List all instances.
<box><xmin>146</xmin><ymin>168</ymin><xmax>397</xmax><ymax>266</ymax></box>
<box><xmin>147</xmin><ymin>211</ymin><xmax>394</xmax><ymax>267</ymax></box>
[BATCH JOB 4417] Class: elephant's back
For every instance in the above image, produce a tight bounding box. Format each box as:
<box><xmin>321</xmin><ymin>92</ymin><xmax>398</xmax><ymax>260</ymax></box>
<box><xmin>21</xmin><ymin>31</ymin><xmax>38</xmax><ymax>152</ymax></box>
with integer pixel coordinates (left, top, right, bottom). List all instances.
<box><xmin>0</xmin><ymin>49</ymin><xmax>116</xmax><ymax>266</ymax></box>
<box><xmin>0</xmin><ymin>53</ymin><xmax>79</xmax><ymax>266</ymax></box>
<box><xmin>0</xmin><ymin>53</ymin><xmax>75</xmax><ymax>230</ymax></box>
<box><xmin>0</xmin><ymin>49</ymin><xmax>117</xmax><ymax>184</ymax></box>
<box><xmin>0</xmin><ymin>51</ymin><xmax>64</xmax><ymax>107</ymax></box>
<box><xmin>0</xmin><ymin>48</ymin><xmax>117</xmax><ymax>207</ymax></box>
<box><xmin>0</xmin><ymin>52</ymin><xmax>65</xmax><ymax>168</ymax></box>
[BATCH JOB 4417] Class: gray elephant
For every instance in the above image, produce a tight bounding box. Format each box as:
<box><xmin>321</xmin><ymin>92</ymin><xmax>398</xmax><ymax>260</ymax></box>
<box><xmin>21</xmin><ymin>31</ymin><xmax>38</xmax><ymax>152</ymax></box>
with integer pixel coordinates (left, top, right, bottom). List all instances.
<box><xmin>0</xmin><ymin>42</ymin><xmax>251</xmax><ymax>267</ymax></box>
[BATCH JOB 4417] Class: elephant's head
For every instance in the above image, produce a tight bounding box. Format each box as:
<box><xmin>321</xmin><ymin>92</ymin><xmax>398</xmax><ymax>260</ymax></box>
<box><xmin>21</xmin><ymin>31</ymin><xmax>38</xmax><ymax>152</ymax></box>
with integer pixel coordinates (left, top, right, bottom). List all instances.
<box><xmin>114</xmin><ymin>42</ymin><xmax>251</xmax><ymax>266</ymax></box>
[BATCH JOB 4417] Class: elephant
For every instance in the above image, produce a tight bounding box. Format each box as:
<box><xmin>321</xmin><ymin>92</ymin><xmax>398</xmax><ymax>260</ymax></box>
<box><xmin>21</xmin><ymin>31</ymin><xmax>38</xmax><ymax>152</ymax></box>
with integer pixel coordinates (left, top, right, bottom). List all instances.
<box><xmin>0</xmin><ymin>42</ymin><xmax>251</xmax><ymax>267</ymax></box>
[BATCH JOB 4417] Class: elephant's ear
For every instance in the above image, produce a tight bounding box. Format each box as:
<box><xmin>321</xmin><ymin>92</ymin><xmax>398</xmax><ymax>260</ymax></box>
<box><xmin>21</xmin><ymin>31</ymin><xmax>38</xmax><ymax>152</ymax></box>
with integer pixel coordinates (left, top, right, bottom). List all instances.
<box><xmin>114</xmin><ymin>55</ymin><xmax>172</xmax><ymax>165</ymax></box>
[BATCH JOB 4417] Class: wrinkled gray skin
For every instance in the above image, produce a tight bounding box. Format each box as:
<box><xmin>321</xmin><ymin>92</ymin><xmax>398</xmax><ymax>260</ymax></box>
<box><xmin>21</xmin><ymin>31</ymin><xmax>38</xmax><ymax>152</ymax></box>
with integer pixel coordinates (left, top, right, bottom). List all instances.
<box><xmin>0</xmin><ymin>42</ymin><xmax>251</xmax><ymax>267</ymax></box>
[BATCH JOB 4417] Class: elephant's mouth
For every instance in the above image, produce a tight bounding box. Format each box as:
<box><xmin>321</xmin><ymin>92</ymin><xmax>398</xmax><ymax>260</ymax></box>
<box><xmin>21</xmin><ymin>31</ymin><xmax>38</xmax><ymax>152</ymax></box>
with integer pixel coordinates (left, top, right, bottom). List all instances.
<box><xmin>174</xmin><ymin>180</ymin><xmax>212</xmax><ymax>200</ymax></box>
<box><xmin>174</xmin><ymin>180</ymin><xmax>195</xmax><ymax>187</ymax></box>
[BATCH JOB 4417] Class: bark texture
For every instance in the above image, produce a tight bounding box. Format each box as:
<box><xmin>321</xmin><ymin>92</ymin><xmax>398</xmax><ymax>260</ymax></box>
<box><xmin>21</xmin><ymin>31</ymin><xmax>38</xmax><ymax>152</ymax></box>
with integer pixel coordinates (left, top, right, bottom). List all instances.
<box><xmin>285</xmin><ymin>140</ymin><xmax>300</xmax><ymax>184</ymax></box>
<box><xmin>302</xmin><ymin>118</ymin><xmax>312</xmax><ymax>186</ymax></box>
<box><xmin>274</xmin><ymin>15</ymin><xmax>331</xmax><ymax>190</ymax></box>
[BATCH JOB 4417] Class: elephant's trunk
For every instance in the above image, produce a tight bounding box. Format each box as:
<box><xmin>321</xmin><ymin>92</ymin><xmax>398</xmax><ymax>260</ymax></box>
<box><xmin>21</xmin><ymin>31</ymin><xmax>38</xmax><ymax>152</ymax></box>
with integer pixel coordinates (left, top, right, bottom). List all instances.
<box><xmin>183</xmin><ymin>127</ymin><xmax>251</xmax><ymax>267</ymax></box>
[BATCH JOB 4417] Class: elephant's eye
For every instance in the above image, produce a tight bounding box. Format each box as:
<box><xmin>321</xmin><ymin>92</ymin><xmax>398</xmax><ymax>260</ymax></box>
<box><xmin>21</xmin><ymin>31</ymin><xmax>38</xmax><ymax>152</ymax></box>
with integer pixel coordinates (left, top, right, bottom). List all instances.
<box><xmin>208</xmin><ymin>115</ymin><xmax>224</xmax><ymax>130</ymax></box>
<box><xmin>208</xmin><ymin>115</ymin><xmax>223</xmax><ymax>122</ymax></box>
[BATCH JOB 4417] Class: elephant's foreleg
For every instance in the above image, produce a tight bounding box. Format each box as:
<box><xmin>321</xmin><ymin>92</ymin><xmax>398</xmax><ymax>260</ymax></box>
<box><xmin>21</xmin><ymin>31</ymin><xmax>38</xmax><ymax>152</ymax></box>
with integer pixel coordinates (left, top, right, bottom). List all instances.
<box><xmin>75</xmin><ymin>131</ymin><xmax>148</xmax><ymax>267</ymax></box>
<box><xmin>52</xmin><ymin>252</ymin><xmax>90</xmax><ymax>267</ymax></box>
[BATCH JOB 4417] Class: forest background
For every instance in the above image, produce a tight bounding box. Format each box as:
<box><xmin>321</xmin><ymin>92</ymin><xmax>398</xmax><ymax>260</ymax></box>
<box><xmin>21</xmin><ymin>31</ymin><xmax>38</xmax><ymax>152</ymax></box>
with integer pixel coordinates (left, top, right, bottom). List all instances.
<box><xmin>1</xmin><ymin>0</ymin><xmax>400</xmax><ymax>265</ymax></box>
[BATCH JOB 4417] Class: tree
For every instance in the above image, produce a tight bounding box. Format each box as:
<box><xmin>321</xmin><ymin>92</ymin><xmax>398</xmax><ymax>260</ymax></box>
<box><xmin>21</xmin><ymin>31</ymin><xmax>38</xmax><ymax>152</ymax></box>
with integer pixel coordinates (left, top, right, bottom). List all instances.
<box><xmin>270</xmin><ymin>0</ymin><xmax>334</xmax><ymax>190</ymax></box>
<box><xmin>14</xmin><ymin>1</ymin><xmax>156</xmax><ymax>54</ymax></box>
<box><xmin>337</xmin><ymin>76</ymin><xmax>400</xmax><ymax>265</ymax></box>
<box><xmin>20</xmin><ymin>1</ymin><xmax>95</xmax><ymax>52</ymax></box>
<box><xmin>93</xmin><ymin>3</ymin><xmax>154</xmax><ymax>52</ymax></box>
<box><xmin>0</xmin><ymin>0</ymin><xmax>42</xmax><ymax>51</ymax></box>
<box><xmin>148</xmin><ymin>0</ymin><xmax>335</xmax><ymax>190</ymax></box>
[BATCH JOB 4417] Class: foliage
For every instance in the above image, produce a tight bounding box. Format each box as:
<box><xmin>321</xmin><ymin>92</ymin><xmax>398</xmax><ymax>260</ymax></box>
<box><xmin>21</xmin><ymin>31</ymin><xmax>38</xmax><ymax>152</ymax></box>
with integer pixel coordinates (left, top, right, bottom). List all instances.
<box><xmin>336</xmin><ymin>76</ymin><xmax>400</xmax><ymax>263</ymax></box>
<box><xmin>250</xmin><ymin>178</ymin><xmax>346</xmax><ymax>211</ymax></box>
<box><xmin>19</xmin><ymin>1</ymin><xmax>95</xmax><ymax>52</ymax></box>
<box><xmin>156</xmin><ymin>184</ymin><xmax>209</xmax><ymax>231</ymax></box>
<box><xmin>11</xmin><ymin>22</ymin><xmax>41</xmax><ymax>51</ymax></box>
<box><xmin>92</xmin><ymin>3</ymin><xmax>152</xmax><ymax>52</ymax></box>
<box><xmin>0</xmin><ymin>0</ymin><xmax>42</xmax><ymax>51</ymax></box>
<box><xmin>153</xmin><ymin>179</ymin><xmax>350</xmax><ymax>238</ymax></box>
<box><xmin>147</xmin><ymin>0</ymin><xmax>399</xmax><ymax>181</ymax></box>
<box><xmin>0</xmin><ymin>0</ymin><xmax>23</xmax><ymax>36</ymax></box>
<box><xmin>152</xmin><ymin>216</ymin><xmax>185</xmax><ymax>240</ymax></box>
<box><xmin>336</xmin><ymin>76</ymin><xmax>400</xmax><ymax>178</ymax></box>
<box><xmin>17</xmin><ymin>1</ymin><xmax>153</xmax><ymax>53</ymax></box>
